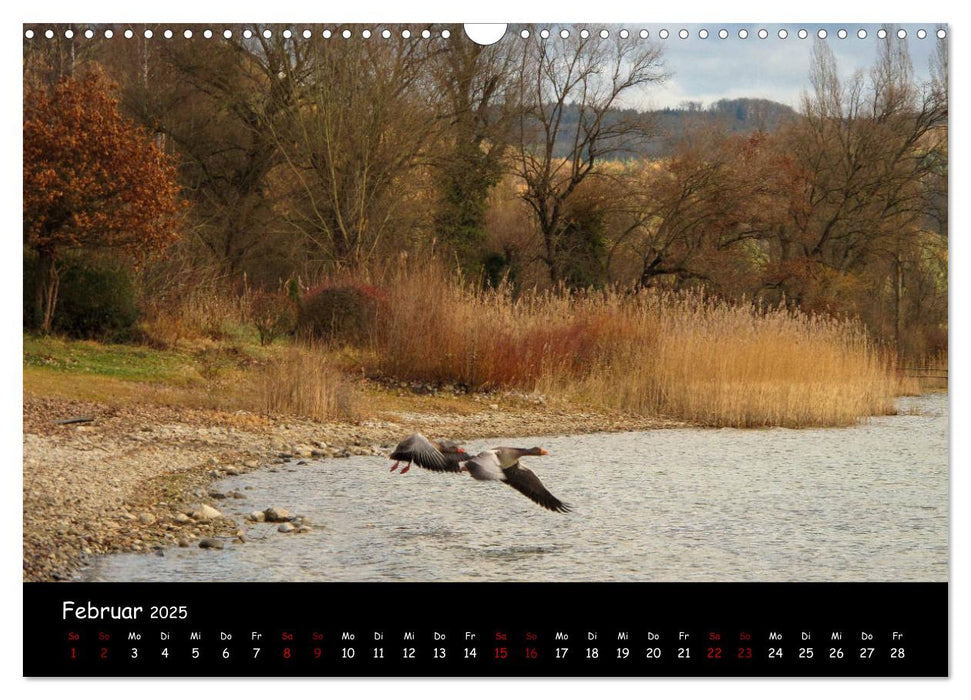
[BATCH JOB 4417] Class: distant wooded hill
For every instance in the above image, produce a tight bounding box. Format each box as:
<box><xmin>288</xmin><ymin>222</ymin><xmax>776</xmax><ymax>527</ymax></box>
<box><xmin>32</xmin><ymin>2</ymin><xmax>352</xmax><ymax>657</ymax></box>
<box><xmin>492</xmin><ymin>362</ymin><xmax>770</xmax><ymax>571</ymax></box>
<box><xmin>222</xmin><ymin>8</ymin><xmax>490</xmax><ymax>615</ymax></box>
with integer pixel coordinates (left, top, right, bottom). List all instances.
<box><xmin>551</xmin><ymin>98</ymin><xmax>798</xmax><ymax>158</ymax></box>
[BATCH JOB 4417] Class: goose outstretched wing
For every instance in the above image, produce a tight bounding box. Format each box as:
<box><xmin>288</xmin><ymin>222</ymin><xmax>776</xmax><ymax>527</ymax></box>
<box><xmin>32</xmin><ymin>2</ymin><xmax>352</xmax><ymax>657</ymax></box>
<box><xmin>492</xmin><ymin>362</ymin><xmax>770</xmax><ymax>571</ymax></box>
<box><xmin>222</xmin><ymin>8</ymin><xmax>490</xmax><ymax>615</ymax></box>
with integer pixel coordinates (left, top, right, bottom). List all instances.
<box><xmin>501</xmin><ymin>463</ymin><xmax>571</xmax><ymax>513</ymax></box>
<box><xmin>389</xmin><ymin>433</ymin><xmax>465</xmax><ymax>472</ymax></box>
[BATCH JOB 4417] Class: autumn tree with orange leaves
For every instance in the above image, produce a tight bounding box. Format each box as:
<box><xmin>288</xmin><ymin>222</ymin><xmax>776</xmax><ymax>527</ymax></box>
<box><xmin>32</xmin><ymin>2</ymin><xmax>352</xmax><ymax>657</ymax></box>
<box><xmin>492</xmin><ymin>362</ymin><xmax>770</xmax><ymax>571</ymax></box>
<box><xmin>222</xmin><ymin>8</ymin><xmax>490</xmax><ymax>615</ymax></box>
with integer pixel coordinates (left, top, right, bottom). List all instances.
<box><xmin>23</xmin><ymin>70</ymin><xmax>183</xmax><ymax>331</ymax></box>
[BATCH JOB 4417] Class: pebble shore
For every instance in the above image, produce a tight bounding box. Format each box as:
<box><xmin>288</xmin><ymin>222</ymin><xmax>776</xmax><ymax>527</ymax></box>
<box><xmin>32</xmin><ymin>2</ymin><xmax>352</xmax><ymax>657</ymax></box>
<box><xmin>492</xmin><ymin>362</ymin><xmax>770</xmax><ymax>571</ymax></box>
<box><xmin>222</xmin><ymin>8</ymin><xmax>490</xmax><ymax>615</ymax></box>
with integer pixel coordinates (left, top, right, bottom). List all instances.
<box><xmin>23</xmin><ymin>393</ymin><xmax>681</xmax><ymax>582</ymax></box>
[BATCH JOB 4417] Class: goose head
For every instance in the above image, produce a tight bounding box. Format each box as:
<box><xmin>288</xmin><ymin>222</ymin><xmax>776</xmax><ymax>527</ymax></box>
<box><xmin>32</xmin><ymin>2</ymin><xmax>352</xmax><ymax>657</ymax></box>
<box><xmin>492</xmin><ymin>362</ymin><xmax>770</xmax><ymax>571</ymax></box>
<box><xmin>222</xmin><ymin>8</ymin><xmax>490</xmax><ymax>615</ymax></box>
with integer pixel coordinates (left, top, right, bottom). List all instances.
<box><xmin>494</xmin><ymin>446</ymin><xmax>548</xmax><ymax>468</ymax></box>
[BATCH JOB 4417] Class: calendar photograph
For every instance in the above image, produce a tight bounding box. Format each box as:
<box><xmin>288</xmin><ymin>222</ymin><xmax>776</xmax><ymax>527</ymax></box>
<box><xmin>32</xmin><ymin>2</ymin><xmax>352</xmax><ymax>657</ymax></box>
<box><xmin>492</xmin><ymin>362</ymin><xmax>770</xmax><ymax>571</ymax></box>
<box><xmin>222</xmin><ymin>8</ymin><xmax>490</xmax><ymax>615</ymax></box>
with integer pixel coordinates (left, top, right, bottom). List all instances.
<box><xmin>22</xmin><ymin>22</ymin><xmax>947</xmax><ymax>597</ymax></box>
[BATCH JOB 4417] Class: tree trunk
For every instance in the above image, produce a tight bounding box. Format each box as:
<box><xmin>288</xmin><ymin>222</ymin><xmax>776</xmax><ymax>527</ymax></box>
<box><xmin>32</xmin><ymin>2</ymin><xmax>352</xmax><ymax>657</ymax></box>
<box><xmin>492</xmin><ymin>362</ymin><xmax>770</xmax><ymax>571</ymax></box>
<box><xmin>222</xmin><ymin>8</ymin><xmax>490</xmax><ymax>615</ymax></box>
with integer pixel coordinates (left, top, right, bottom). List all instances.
<box><xmin>894</xmin><ymin>255</ymin><xmax>904</xmax><ymax>354</ymax></box>
<box><xmin>32</xmin><ymin>248</ymin><xmax>59</xmax><ymax>333</ymax></box>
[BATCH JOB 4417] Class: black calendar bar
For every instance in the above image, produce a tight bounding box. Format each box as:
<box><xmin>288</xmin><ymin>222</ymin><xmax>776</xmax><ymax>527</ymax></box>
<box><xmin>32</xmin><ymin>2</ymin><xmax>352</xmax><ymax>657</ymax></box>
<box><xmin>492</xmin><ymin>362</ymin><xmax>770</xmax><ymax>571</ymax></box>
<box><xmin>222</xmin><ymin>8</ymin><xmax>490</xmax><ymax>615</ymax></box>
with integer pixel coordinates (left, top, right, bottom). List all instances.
<box><xmin>23</xmin><ymin>582</ymin><xmax>947</xmax><ymax>677</ymax></box>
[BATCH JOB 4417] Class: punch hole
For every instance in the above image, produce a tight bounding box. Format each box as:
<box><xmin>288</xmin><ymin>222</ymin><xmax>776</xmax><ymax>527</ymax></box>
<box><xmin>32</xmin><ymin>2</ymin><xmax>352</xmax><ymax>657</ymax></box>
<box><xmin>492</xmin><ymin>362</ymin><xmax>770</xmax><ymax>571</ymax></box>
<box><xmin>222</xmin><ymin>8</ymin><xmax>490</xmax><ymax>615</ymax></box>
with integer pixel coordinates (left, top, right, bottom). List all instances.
<box><xmin>659</xmin><ymin>29</ymin><xmax>669</xmax><ymax>39</ymax></box>
<box><xmin>639</xmin><ymin>29</ymin><xmax>649</xmax><ymax>39</ymax></box>
<box><xmin>64</xmin><ymin>29</ymin><xmax>74</xmax><ymax>39</ymax></box>
<box><xmin>837</xmin><ymin>29</ymin><xmax>847</xmax><ymax>39</ymax></box>
<box><xmin>798</xmin><ymin>29</ymin><xmax>808</xmax><ymax>39</ymax></box>
<box><xmin>858</xmin><ymin>29</ymin><xmax>867</xmax><ymax>39</ymax></box>
<box><xmin>164</xmin><ymin>29</ymin><xmax>173</xmax><ymax>39</ymax></box>
<box><xmin>817</xmin><ymin>29</ymin><xmax>827</xmax><ymax>39</ymax></box>
<box><xmin>441</xmin><ymin>29</ymin><xmax>451</xmax><ymax>38</ymax></box>
<box><xmin>204</xmin><ymin>30</ymin><xmax>212</xmax><ymax>39</ymax></box>
<box><xmin>937</xmin><ymin>29</ymin><xmax>946</xmax><ymax>39</ymax></box>
<box><xmin>698</xmin><ymin>29</ymin><xmax>709</xmax><ymax>39</ymax></box>
<box><xmin>917</xmin><ymin>29</ymin><xmax>927</xmax><ymax>39</ymax></box>
<box><xmin>778</xmin><ymin>29</ymin><xmax>788</xmax><ymax>39</ymax></box>
<box><xmin>580</xmin><ymin>29</ymin><xmax>589</xmax><ymax>39</ymax></box>
<box><xmin>619</xmin><ymin>29</ymin><xmax>629</xmax><ymax>39</ymax></box>
<box><xmin>382</xmin><ymin>29</ymin><xmax>391</xmax><ymax>39</ymax></box>
<box><xmin>540</xmin><ymin>29</ymin><xmax>550</xmax><ymax>39</ymax></box>
<box><xmin>897</xmin><ymin>29</ymin><xmax>907</xmax><ymax>39</ymax></box>
<box><xmin>223</xmin><ymin>30</ymin><xmax>232</xmax><ymax>39</ymax></box>
<box><xmin>599</xmin><ymin>29</ymin><xmax>608</xmax><ymax>39</ymax></box>
<box><xmin>738</xmin><ymin>29</ymin><xmax>748</xmax><ymax>39</ymax></box>
<box><xmin>124</xmin><ymin>29</ymin><xmax>133</xmax><ymax>39</ymax></box>
<box><xmin>877</xmin><ymin>29</ymin><xmax>887</xmax><ymax>39</ymax></box>
<box><xmin>758</xmin><ymin>29</ymin><xmax>768</xmax><ymax>39</ymax></box>
<box><xmin>718</xmin><ymin>29</ymin><xmax>728</xmax><ymax>39</ymax></box>
<box><xmin>463</xmin><ymin>24</ymin><xmax>507</xmax><ymax>46</ymax></box>
<box><xmin>25</xmin><ymin>29</ymin><xmax>34</xmax><ymax>38</ymax></box>
<box><xmin>678</xmin><ymin>29</ymin><xmax>688</xmax><ymax>39</ymax></box>
<box><xmin>243</xmin><ymin>29</ymin><xmax>252</xmax><ymax>39</ymax></box>
<box><xmin>422</xmin><ymin>29</ymin><xmax>431</xmax><ymax>39</ymax></box>
<box><xmin>144</xmin><ymin>29</ymin><xmax>153</xmax><ymax>39</ymax></box>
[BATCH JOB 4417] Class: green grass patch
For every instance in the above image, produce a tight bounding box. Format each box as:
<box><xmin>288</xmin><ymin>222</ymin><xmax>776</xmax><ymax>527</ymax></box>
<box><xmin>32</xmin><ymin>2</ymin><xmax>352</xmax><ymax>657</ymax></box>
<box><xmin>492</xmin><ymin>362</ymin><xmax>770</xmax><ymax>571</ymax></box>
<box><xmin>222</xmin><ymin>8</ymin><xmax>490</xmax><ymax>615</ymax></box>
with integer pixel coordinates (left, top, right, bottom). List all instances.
<box><xmin>24</xmin><ymin>334</ymin><xmax>202</xmax><ymax>383</ymax></box>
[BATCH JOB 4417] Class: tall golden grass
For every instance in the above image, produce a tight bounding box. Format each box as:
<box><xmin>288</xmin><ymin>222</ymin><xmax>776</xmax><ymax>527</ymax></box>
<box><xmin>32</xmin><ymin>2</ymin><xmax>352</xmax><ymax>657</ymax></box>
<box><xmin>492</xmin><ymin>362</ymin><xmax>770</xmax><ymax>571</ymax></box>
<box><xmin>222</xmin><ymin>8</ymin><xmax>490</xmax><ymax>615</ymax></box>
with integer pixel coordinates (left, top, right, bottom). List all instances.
<box><xmin>373</xmin><ymin>258</ymin><xmax>903</xmax><ymax>427</ymax></box>
<box><xmin>258</xmin><ymin>346</ymin><xmax>359</xmax><ymax>422</ymax></box>
<box><xmin>141</xmin><ymin>282</ymin><xmax>256</xmax><ymax>347</ymax></box>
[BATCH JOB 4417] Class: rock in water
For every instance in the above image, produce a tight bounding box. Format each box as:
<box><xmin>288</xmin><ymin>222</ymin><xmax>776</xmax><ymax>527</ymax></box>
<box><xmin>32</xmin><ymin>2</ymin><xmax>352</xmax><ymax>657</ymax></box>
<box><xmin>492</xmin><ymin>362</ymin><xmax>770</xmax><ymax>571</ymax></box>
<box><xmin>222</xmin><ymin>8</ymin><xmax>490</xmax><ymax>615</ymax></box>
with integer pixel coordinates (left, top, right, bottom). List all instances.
<box><xmin>264</xmin><ymin>507</ymin><xmax>293</xmax><ymax>522</ymax></box>
<box><xmin>198</xmin><ymin>538</ymin><xmax>224</xmax><ymax>549</ymax></box>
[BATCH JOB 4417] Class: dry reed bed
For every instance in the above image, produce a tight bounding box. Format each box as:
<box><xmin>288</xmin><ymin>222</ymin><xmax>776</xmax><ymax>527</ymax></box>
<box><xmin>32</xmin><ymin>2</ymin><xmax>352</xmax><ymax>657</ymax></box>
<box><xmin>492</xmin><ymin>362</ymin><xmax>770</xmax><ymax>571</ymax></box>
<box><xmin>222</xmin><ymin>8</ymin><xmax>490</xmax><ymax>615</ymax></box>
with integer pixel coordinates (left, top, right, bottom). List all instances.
<box><xmin>134</xmin><ymin>264</ymin><xmax>905</xmax><ymax>428</ymax></box>
<box><xmin>256</xmin><ymin>347</ymin><xmax>359</xmax><ymax>423</ymax></box>
<box><xmin>373</xmin><ymin>265</ymin><xmax>901</xmax><ymax>428</ymax></box>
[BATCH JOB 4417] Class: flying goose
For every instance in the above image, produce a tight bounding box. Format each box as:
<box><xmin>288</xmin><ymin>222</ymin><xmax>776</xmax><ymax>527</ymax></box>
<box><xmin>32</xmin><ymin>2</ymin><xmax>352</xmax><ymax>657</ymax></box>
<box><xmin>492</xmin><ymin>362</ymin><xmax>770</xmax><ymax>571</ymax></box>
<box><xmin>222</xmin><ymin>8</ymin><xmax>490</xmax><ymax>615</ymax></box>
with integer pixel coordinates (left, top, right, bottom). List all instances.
<box><xmin>388</xmin><ymin>435</ymin><xmax>571</xmax><ymax>513</ymax></box>
<box><xmin>461</xmin><ymin>446</ymin><xmax>571</xmax><ymax>513</ymax></box>
<box><xmin>389</xmin><ymin>433</ymin><xmax>468</xmax><ymax>474</ymax></box>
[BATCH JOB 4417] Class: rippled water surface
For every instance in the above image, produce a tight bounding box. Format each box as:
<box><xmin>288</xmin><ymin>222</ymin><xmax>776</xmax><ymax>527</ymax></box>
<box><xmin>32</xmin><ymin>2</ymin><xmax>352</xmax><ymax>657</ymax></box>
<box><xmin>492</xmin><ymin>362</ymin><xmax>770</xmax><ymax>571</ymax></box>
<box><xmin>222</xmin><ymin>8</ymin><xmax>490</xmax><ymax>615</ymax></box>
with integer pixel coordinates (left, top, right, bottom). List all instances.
<box><xmin>82</xmin><ymin>394</ymin><xmax>948</xmax><ymax>582</ymax></box>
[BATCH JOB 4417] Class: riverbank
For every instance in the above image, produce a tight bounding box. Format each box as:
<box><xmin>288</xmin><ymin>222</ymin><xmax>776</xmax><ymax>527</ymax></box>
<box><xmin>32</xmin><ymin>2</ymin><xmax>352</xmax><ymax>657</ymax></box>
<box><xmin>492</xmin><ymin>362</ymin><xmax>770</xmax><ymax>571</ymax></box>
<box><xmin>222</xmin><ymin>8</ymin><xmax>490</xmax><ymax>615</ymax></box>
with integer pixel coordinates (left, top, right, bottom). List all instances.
<box><xmin>23</xmin><ymin>390</ymin><xmax>683</xmax><ymax>582</ymax></box>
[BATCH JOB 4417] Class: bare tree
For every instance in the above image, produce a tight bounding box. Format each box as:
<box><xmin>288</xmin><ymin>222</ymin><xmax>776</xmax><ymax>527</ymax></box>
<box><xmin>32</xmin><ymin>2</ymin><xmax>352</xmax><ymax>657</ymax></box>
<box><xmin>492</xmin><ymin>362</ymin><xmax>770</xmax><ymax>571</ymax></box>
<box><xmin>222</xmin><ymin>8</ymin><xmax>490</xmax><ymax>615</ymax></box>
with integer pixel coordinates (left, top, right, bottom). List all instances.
<box><xmin>510</xmin><ymin>26</ymin><xmax>666</xmax><ymax>285</ymax></box>
<box><xmin>274</xmin><ymin>31</ymin><xmax>442</xmax><ymax>268</ymax></box>
<box><xmin>606</xmin><ymin>129</ymin><xmax>774</xmax><ymax>291</ymax></box>
<box><xmin>145</xmin><ymin>27</ymin><xmax>309</xmax><ymax>278</ymax></box>
<box><xmin>765</xmin><ymin>31</ymin><xmax>946</xmax><ymax>352</ymax></box>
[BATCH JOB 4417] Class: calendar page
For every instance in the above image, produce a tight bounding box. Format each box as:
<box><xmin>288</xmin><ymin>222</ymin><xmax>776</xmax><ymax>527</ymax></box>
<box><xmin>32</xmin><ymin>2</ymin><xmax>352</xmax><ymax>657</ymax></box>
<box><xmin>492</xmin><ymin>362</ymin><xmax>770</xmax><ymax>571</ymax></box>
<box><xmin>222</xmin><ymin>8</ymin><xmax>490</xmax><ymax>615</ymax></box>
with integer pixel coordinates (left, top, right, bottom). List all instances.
<box><xmin>21</xmin><ymin>21</ymin><xmax>948</xmax><ymax>677</ymax></box>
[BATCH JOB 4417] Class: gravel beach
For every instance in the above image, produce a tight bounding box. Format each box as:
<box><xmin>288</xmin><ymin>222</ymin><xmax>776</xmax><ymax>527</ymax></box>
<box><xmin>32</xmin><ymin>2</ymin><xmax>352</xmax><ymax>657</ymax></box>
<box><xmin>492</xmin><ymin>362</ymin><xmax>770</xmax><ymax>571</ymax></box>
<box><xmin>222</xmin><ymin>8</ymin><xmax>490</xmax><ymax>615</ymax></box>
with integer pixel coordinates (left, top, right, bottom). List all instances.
<box><xmin>23</xmin><ymin>392</ymin><xmax>680</xmax><ymax>581</ymax></box>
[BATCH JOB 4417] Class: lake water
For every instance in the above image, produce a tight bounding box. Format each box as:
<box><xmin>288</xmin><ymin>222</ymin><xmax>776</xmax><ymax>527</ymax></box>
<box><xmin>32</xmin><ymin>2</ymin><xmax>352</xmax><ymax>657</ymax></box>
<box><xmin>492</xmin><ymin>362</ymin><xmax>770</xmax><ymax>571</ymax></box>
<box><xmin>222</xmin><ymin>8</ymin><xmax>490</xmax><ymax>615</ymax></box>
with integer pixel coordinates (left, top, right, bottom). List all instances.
<box><xmin>80</xmin><ymin>393</ymin><xmax>948</xmax><ymax>582</ymax></box>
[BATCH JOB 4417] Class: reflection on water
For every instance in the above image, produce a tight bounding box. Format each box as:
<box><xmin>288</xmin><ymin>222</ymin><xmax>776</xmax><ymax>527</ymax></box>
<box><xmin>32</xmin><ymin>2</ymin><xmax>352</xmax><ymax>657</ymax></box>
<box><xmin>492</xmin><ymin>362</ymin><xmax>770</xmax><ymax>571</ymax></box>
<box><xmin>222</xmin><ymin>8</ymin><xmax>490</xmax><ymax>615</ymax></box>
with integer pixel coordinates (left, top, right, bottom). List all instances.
<box><xmin>81</xmin><ymin>394</ymin><xmax>948</xmax><ymax>582</ymax></box>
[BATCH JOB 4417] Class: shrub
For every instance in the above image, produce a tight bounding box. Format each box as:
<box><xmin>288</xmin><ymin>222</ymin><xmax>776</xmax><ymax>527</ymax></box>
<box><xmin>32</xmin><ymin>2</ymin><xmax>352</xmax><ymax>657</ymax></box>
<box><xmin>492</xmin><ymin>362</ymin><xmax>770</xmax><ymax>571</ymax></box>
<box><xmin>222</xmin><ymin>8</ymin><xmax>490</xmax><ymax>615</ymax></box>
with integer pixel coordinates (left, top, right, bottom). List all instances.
<box><xmin>23</xmin><ymin>255</ymin><xmax>140</xmax><ymax>341</ymax></box>
<box><xmin>250</xmin><ymin>290</ymin><xmax>297</xmax><ymax>346</ymax></box>
<box><xmin>297</xmin><ymin>283</ymin><xmax>386</xmax><ymax>345</ymax></box>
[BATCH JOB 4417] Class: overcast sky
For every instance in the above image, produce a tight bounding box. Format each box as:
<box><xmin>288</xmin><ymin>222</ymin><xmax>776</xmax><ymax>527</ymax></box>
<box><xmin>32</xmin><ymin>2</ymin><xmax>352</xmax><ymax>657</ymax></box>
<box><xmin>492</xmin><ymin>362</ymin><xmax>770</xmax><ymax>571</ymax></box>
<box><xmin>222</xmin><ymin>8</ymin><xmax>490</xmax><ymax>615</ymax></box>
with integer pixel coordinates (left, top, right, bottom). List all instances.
<box><xmin>618</xmin><ymin>23</ymin><xmax>944</xmax><ymax>110</ymax></box>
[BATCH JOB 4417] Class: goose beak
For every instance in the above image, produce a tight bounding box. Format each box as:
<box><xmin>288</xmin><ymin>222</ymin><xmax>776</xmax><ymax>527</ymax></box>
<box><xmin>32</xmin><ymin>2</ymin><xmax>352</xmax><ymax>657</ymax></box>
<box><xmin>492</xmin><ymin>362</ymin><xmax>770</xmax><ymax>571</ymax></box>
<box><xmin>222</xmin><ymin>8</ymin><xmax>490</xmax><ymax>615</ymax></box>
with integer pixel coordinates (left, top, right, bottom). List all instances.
<box><xmin>539</xmin><ymin>449</ymin><xmax>549</xmax><ymax>455</ymax></box>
